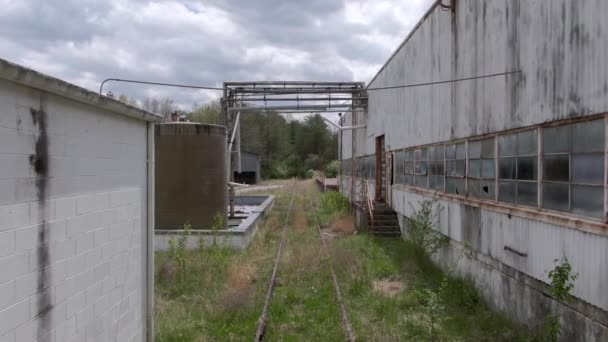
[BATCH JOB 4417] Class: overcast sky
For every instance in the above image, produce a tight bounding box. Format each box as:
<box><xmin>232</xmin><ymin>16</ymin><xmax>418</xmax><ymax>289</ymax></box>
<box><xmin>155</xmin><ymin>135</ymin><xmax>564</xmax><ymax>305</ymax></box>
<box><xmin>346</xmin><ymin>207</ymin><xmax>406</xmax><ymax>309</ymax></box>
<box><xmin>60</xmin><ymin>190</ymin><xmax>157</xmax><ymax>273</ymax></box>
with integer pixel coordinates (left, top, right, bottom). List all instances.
<box><xmin>0</xmin><ymin>0</ymin><xmax>433</xmax><ymax>110</ymax></box>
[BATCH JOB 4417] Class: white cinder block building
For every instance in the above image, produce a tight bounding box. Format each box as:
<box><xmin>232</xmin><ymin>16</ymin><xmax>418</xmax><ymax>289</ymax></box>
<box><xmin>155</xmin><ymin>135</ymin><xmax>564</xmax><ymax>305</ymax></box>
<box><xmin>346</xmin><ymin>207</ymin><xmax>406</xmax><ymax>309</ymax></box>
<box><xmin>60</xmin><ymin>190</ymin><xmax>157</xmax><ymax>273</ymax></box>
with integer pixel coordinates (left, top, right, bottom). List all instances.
<box><xmin>0</xmin><ymin>58</ymin><xmax>162</xmax><ymax>341</ymax></box>
<box><xmin>340</xmin><ymin>1</ymin><xmax>608</xmax><ymax>340</ymax></box>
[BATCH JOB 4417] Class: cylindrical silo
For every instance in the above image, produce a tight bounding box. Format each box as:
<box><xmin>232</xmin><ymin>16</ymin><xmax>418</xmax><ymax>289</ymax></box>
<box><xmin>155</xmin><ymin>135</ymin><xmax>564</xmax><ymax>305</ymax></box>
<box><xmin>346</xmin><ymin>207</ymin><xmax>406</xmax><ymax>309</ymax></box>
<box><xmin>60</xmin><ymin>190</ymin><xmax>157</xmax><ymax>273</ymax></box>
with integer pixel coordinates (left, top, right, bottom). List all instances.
<box><xmin>155</xmin><ymin>123</ymin><xmax>227</xmax><ymax>230</ymax></box>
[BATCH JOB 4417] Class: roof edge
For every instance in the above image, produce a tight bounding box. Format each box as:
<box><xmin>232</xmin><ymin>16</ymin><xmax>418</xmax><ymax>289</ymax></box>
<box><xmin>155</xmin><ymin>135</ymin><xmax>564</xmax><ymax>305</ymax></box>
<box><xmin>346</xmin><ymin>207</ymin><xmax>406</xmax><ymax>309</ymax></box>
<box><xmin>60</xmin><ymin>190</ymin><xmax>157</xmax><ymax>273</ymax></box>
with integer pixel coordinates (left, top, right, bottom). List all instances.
<box><xmin>366</xmin><ymin>1</ymin><xmax>441</xmax><ymax>88</ymax></box>
<box><xmin>0</xmin><ymin>57</ymin><xmax>163</xmax><ymax>122</ymax></box>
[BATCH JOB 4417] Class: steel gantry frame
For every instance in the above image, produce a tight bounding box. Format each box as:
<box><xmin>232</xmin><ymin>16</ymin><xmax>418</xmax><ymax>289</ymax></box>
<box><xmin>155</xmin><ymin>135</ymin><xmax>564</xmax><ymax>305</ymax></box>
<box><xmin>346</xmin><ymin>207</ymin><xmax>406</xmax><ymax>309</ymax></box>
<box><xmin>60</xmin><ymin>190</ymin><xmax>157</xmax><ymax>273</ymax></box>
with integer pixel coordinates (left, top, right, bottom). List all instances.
<box><xmin>221</xmin><ymin>81</ymin><xmax>367</xmax><ymax>182</ymax></box>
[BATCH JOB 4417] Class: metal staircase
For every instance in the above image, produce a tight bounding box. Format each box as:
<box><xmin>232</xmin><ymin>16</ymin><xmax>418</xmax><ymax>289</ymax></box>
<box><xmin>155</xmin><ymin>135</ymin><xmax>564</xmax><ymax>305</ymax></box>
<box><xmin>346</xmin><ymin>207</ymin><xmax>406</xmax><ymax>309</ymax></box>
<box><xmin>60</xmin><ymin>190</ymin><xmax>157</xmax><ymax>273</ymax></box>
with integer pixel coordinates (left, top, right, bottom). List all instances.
<box><xmin>368</xmin><ymin>201</ymin><xmax>401</xmax><ymax>237</ymax></box>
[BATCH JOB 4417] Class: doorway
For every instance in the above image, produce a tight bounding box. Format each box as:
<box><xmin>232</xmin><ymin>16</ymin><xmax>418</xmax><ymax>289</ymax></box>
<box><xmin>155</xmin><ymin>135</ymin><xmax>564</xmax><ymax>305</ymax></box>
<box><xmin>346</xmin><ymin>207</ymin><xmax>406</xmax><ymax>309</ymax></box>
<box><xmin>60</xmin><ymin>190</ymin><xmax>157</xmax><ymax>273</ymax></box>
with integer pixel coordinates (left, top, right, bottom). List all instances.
<box><xmin>375</xmin><ymin>135</ymin><xmax>386</xmax><ymax>202</ymax></box>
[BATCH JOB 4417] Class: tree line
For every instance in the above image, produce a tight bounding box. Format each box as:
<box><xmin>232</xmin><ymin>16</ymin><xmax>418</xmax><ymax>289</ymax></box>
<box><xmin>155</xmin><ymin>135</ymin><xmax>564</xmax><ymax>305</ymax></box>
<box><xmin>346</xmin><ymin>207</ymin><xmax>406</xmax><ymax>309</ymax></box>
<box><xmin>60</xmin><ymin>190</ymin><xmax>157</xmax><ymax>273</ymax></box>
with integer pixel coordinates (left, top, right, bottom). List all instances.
<box><xmin>189</xmin><ymin>101</ymin><xmax>339</xmax><ymax>179</ymax></box>
<box><xmin>113</xmin><ymin>94</ymin><xmax>339</xmax><ymax>179</ymax></box>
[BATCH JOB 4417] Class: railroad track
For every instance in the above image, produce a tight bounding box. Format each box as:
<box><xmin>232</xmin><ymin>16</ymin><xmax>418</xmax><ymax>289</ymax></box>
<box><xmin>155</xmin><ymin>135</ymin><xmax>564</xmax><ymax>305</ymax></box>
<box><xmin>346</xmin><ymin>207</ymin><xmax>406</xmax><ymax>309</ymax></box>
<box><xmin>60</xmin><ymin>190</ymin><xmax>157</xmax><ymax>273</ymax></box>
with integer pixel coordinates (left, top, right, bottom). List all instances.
<box><xmin>254</xmin><ymin>182</ymin><xmax>297</xmax><ymax>341</ymax></box>
<box><xmin>253</xmin><ymin>182</ymin><xmax>356</xmax><ymax>341</ymax></box>
<box><xmin>305</xmin><ymin>195</ymin><xmax>356</xmax><ymax>342</ymax></box>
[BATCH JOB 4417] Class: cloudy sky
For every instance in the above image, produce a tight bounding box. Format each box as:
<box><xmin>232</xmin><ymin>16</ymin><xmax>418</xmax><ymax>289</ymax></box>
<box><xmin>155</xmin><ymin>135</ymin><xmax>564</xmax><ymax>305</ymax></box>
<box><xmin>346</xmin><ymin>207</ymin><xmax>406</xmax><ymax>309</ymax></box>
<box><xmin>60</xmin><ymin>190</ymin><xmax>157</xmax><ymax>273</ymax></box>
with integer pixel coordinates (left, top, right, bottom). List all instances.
<box><xmin>0</xmin><ymin>0</ymin><xmax>433</xmax><ymax>110</ymax></box>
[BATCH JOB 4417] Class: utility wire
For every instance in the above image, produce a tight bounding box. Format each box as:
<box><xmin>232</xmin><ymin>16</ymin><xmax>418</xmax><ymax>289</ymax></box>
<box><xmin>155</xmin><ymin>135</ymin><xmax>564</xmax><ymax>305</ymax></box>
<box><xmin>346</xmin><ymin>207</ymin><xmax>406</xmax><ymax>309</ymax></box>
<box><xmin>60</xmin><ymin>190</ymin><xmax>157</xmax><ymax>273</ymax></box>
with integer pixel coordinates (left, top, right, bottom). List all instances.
<box><xmin>99</xmin><ymin>78</ymin><xmax>223</xmax><ymax>94</ymax></box>
<box><xmin>366</xmin><ymin>70</ymin><xmax>521</xmax><ymax>91</ymax></box>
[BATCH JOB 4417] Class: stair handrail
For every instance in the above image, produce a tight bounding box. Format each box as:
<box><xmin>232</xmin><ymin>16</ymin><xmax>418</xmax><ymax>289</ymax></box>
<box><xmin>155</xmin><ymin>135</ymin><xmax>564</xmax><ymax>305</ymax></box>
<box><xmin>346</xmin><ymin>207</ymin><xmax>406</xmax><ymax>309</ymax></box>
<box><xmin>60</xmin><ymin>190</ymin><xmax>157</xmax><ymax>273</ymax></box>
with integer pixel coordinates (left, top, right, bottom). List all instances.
<box><xmin>363</xmin><ymin>179</ymin><xmax>374</xmax><ymax>233</ymax></box>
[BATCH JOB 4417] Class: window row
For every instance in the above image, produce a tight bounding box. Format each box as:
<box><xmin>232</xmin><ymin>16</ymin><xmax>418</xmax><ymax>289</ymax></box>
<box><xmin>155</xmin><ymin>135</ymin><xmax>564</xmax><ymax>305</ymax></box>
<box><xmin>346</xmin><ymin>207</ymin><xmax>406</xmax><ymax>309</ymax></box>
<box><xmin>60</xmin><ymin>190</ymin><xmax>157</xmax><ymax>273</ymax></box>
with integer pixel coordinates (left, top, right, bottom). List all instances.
<box><xmin>392</xmin><ymin>118</ymin><xmax>606</xmax><ymax>220</ymax></box>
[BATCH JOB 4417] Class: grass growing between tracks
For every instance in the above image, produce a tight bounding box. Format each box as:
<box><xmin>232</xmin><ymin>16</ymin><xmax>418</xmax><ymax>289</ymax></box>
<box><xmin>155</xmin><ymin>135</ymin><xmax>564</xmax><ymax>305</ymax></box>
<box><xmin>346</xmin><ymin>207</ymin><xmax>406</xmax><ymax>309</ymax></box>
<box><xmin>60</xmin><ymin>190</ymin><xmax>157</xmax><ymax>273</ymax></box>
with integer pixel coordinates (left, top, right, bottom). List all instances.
<box><xmin>155</xmin><ymin>181</ymin><xmax>529</xmax><ymax>341</ymax></box>
<box><xmin>154</xmin><ymin>188</ymin><xmax>292</xmax><ymax>341</ymax></box>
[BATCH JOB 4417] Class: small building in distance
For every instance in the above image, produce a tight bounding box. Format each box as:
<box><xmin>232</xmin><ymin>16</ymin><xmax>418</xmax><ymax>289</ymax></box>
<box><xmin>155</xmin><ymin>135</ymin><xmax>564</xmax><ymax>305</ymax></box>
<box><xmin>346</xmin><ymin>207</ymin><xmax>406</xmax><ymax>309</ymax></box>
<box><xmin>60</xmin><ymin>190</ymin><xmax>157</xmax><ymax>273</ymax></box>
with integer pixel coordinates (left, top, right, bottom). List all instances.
<box><xmin>234</xmin><ymin>151</ymin><xmax>261</xmax><ymax>184</ymax></box>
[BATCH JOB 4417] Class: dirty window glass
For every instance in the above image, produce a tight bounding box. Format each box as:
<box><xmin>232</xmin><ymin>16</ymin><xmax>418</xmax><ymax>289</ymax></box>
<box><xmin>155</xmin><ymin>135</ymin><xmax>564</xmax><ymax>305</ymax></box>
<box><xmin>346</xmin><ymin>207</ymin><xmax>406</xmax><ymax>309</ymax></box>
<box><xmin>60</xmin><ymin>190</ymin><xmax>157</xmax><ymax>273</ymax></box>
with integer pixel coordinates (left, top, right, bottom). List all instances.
<box><xmin>542</xmin><ymin>118</ymin><xmax>605</xmax><ymax>219</ymax></box>
<box><xmin>498</xmin><ymin>130</ymin><xmax>538</xmax><ymax>207</ymax></box>
<box><xmin>543</xmin><ymin>155</ymin><xmax>569</xmax><ymax>181</ymax></box>
<box><xmin>498</xmin><ymin>157</ymin><xmax>516</xmax><ymax>179</ymax></box>
<box><xmin>468</xmin><ymin>138</ymin><xmax>495</xmax><ymax>200</ymax></box>
<box><xmin>572</xmin><ymin>154</ymin><xmax>603</xmax><ymax>184</ymax></box>
<box><xmin>498</xmin><ymin>181</ymin><xmax>516</xmax><ymax>203</ymax></box>
<box><xmin>572</xmin><ymin>120</ymin><xmax>605</xmax><ymax>153</ymax></box>
<box><xmin>543</xmin><ymin>125</ymin><xmax>570</xmax><ymax>154</ymax></box>
<box><xmin>542</xmin><ymin>183</ymin><xmax>569</xmax><ymax>212</ymax></box>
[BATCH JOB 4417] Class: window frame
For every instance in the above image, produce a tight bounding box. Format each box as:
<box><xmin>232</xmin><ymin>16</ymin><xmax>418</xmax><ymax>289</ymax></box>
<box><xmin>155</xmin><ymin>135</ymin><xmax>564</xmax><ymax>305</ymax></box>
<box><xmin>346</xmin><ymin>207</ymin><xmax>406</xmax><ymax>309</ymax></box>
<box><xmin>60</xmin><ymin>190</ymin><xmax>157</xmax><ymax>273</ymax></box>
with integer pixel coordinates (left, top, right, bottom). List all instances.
<box><xmin>541</xmin><ymin>118</ymin><xmax>606</xmax><ymax>219</ymax></box>
<box><xmin>389</xmin><ymin>115</ymin><xmax>608</xmax><ymax>224</ymax></box>
<box><xmin>497</xmin><ymin>129</ymin><xmax>539</xmax><ymax>208</ymax></box>
<box><xmin>467</xmin><ymin>136</ymin><xmax>497</xmax><ymax>200</ymax></box>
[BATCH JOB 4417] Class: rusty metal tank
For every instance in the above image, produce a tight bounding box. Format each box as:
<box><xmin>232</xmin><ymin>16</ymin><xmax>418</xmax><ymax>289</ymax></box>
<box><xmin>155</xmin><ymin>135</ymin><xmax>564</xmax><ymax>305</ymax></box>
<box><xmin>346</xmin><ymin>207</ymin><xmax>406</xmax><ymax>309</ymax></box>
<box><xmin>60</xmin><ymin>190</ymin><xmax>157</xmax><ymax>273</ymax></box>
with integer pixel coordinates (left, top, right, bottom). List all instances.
<box><xmin>155</xmin><ymin>123</ymin><xmax>227</xmax><ymax>229</ymax></box>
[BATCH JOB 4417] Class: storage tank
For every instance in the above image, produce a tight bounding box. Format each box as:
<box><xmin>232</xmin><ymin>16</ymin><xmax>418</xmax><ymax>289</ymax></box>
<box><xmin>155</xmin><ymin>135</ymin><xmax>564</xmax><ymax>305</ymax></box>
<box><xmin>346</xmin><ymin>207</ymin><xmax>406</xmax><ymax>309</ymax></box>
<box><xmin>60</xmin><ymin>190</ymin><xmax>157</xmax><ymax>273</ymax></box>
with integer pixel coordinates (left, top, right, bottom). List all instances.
<box><xmin>155</xmin><ymin>123</ymin><xmax>227</xmax><ymax>230</ymax></box>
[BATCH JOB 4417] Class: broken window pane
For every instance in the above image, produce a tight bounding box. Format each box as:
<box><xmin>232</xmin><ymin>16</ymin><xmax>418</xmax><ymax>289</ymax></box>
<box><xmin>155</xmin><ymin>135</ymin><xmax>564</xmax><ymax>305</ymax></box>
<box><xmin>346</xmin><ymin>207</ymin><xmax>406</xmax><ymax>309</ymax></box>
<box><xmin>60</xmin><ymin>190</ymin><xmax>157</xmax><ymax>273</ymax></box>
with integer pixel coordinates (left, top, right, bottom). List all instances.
<box><xmin>517</xmin><ymin>156</ymin><xmax>537</xmax><ymax>180</ymax></box>
<box><xmin>543</xmin><ymin>154</ymin><xmax>569</xmax><ymax>181</ymax></box>
<box><xmin>517</xmin><ymin>182</ymin><xmax>538</xmax><ymax>207</ymax></box>
<box><xmin>446</xmin><ymin>178</ymin><xmax>465</xmax><ymax>195</ymax></box>
<box><xmin>572</xmin><ymin>120</ymin><xmax>605</xmax><ymax>153</ymax></box>
<box><xmin>479</xmin><ymin>180</ymin><xmax>495</xmax><ymax>200</ymax></box>
<box><xmin>499</xmin><ymin>181</ymin><xmax>516</xmax><ymax>203</ymax></box>
<box><xmin>542</xmin><ymin>182</ymin><xmax>569</xmax><ymax>212</ymax></box>
<box><xmin>571</xmin><ymin>185</ymin><xmax>604</xmax><ymax>218</ymax></box>
<box><xmin>517</xmin><ymin>130</ymin><xmax>538</xmax><ymax>155</ymax></box>
<box><xmin>482</xmin><ymin>159</ymin><xmax>495</xmax><ymax>178</ymax></box>
<box><xmin>543</xmin><ymin>125</ymin><xmax>570</xmax><ymax>153</ymax></box>
<box><xmin>469</xmin><ymin>160</ymin><xmax>481</xmax><ymax>178</ymax></box>
<box><xmin>572</xmin><ymin>154</ymin><xmax>604</xmax><ymax>184</ymax></box>
<box><xmin>498</xmin><ymin>135</ymin><xmax>516</xmax><ymax>156</ymax></box>
<box><xmin>469</xmin><ymin>141</ymin><xmax>481</xmax><ymax>159</ymax></box>
<box><xmin>499</xmin><ymin>157</ymin><xmax>516</xmax><ymax>179</ymax></box>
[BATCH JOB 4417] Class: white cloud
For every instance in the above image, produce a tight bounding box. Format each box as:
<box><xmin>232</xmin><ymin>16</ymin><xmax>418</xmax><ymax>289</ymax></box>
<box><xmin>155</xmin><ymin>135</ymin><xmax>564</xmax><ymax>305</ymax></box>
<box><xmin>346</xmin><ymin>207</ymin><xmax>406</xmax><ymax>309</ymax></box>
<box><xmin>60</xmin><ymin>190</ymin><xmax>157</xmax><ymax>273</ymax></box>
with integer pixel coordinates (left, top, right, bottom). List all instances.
<box><xmin>0</xmin><ymin>0</ymin><xmax>434</xmax><ymax>109</ymax></box>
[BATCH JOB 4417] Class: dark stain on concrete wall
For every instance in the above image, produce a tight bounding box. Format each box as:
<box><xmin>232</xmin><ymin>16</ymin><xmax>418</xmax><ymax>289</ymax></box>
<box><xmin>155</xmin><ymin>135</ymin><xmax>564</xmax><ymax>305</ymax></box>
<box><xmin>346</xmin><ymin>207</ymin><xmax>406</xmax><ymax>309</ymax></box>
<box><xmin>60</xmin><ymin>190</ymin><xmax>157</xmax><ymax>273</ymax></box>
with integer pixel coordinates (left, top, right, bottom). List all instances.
<box><xmin>460</xmin><ymin>204</ymin><xmax>481</xmax><ymax>252</ymax></box>
<box><xmin>29</xmin><ymin>102</ymin><xmax>52</xmax><ymax>338</ymax></box>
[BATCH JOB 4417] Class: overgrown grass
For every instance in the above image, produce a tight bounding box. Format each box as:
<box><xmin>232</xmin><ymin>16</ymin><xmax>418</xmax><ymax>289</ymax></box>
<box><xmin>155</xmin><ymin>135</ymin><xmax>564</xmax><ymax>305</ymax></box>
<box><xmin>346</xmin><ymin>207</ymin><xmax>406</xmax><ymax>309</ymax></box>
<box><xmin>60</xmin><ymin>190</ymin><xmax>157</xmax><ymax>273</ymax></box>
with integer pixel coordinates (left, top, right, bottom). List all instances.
<box><xmin>332</xmin><ymin>236</ymin><xmax>532</xmax><ymax>341</ymax></box>
<box><xmin>155</xmin><ymin>181</ymin><xmax>531</xmax><ymax>341</ymax></box>
<box><xmin>317</xmin><ymin>191</ymin><xmax>350</xmax><ymax>225</ymax></box>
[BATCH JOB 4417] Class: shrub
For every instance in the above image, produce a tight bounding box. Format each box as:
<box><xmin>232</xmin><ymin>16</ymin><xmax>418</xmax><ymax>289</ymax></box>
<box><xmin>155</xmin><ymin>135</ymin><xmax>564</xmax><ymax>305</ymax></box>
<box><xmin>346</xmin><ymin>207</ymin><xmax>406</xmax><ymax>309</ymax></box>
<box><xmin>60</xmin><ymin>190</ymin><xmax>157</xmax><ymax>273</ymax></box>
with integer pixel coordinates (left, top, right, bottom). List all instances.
<box><xmin>324</xmin><ymin>160</ymin><xmax>339</xmax><ymax>178</ymax></box>
<box><xmin>320</xmin><ymin>192</ymin><xmax>350</xmax><ymax>216</ymax></box>
<box><xmin>408</xmin><ymin>200</ymin><xmax>449</xmax><ymax>256</ymax></box>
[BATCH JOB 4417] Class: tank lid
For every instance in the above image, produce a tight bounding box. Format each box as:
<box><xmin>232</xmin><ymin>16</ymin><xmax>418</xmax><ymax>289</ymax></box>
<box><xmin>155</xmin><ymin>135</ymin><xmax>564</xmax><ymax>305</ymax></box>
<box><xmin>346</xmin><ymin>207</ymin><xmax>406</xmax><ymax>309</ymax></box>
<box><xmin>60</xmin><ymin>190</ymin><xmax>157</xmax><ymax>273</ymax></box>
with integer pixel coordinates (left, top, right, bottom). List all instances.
<box><xmin>155</xmin><ymin>122</ymin><xmax>227</xmax><ymax>136</ymax></box>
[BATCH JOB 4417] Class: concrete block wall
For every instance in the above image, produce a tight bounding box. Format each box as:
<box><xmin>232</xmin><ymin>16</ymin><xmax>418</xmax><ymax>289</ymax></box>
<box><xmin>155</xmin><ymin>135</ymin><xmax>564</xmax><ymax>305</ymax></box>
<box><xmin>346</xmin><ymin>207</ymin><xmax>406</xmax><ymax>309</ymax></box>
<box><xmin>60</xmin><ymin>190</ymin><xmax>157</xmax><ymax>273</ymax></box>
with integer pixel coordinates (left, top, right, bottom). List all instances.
<box><xmin>0</xmin><ymin>189</ymin><xmax>143</xmax><ymax>342</ymax></box>
<box><xmin>0</xmin><ymin>58</ymin><xmax>160</xmax><ymax>342</ymax></box>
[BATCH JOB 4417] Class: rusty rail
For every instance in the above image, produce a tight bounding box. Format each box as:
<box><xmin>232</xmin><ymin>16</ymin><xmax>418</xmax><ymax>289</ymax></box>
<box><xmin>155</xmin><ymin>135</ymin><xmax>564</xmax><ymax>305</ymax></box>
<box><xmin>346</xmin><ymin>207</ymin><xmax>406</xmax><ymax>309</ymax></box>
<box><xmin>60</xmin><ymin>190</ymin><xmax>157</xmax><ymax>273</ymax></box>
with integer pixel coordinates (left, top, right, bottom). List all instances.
<box><xmin>306</xmin><ymin>195</ymin><xmax>356</xmax><ymax>342</ymax></box>
<box><xmin>254</xmin><ymin>182</ymin><xmax>297</xmax><ymax>342</ymax></box>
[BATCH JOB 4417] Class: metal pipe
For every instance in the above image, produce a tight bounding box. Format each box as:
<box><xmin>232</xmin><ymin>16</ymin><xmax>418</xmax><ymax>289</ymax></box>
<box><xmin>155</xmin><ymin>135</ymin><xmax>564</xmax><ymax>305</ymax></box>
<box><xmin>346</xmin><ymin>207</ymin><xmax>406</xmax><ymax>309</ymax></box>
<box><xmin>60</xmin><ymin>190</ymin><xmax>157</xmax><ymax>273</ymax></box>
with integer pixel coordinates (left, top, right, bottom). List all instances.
<box><xmin>232</xmin><ymin>97</ymin><xmax>366</xmax><ymax>102</ymax></box>
<box><xmin>228</xmin><ymin>105</ymin><xmax>353</xmax><ymax>112</ymax></box>
<box><xmin>231</xmin><ymin>109</ymin><xmax>365</xmax><ymax>113</ymax></box>
<box><xmin>224</xmin><ymin>81</ymin><xmax>364</xmax><ymax>86</ymax></box>
<box><xmin>145</xmin><ymin>122</ymin><xmax>155</xmax><ymax>342</ymax></box>
<box><xmin>99</xmin><ymin>77</ymin><xmax>223</xmax><ymax>94</ymax></box>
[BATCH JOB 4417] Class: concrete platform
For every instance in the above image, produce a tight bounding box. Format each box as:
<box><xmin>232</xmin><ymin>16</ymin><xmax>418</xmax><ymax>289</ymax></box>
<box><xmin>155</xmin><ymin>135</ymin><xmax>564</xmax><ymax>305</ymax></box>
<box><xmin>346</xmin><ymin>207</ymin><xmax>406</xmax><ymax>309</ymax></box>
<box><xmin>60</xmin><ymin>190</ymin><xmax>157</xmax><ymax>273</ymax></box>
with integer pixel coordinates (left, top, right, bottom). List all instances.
<box><xmin>155</xmin><ymin>195</ymin><xmax>274</xmax><ymax>250</ymax></box>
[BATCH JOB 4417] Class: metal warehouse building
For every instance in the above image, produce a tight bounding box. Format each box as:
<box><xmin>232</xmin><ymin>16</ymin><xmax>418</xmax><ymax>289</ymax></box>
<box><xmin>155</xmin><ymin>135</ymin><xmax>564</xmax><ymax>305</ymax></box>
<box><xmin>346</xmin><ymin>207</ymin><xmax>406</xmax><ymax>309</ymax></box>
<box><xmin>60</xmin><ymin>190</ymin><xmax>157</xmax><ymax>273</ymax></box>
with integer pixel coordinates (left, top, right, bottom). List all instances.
<box><xmin>340</xmin><ymin>1</ymin><xmax>608</xmax><ymax>339</ymax></box>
